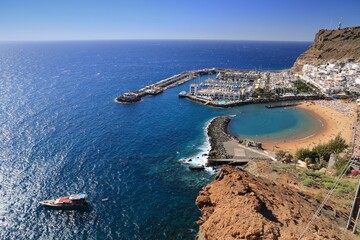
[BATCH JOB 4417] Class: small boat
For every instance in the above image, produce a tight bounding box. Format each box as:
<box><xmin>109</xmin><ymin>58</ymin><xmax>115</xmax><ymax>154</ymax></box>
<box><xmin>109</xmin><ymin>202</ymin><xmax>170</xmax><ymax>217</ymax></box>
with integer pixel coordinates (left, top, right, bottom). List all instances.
<box><xmin>101</xmin><ymin>198</ymin><xmax>109</xmax><ymax>202</ymax></box>
<box><xmin>178</xmin><ymin>91</ymin><xmax>187</xmax><ymax>97</ymax></box>
<box><xmin>189</xmin><ymin>165</ymin><xmax>205</xmax><ymax>171</ymax></box>
<box><xmin>40</xmin><ymin>193</ymin><xmax>89</xmax><ymax>210</ymax></box>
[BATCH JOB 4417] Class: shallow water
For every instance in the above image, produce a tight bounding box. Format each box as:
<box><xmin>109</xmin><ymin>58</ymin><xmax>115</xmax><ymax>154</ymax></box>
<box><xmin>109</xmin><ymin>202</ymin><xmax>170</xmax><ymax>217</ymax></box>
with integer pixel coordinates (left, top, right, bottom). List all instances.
<box><xmin>228</xmin><ymin>104</ymin><xmax>323</xmax><ymax>142</ymax></box>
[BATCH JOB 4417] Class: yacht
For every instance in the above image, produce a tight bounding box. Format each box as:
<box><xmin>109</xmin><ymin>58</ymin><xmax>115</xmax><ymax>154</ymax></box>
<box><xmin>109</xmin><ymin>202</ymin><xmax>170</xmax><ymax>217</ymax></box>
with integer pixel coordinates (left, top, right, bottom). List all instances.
<box><xmin>40</xmin><ymin>193</ymin><xmax>89</xmax><ymax>210</ymax></box>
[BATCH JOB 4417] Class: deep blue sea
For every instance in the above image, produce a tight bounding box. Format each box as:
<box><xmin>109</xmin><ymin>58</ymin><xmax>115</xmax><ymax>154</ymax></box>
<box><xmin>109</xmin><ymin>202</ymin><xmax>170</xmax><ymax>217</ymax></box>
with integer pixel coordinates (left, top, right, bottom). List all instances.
<box><xmin>0</xmin><ymin>40</ymin><xmax>311</xmax><ymax>239</ymax></box>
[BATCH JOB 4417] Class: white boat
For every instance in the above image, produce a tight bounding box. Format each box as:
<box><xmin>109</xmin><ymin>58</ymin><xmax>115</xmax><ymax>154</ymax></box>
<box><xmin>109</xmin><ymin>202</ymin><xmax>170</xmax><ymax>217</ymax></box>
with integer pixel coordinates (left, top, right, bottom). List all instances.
<box><xmin>40</xmin><ymin>193</ymin><xmax>89</xmax><ymax>210</ymax></box>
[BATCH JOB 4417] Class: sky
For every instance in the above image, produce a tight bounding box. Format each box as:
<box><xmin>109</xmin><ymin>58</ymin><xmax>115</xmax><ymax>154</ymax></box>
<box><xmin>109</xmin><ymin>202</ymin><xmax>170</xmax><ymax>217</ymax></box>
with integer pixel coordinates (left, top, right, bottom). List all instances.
<box><xmin>0</xmin><ymin>0</ymin><xmax>359</xmax><ymax>41</ymax></box>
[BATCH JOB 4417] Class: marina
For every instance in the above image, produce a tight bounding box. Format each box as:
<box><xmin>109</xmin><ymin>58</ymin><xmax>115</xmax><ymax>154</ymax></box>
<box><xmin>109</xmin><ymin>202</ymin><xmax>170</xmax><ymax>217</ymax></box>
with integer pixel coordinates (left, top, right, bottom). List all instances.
<box><xmin>179</xmin><ymin>69</ymin><xmax>324</xmax><ymax>107</ymax></box>
<box><xmin>115</xmin><ymin>66</ymin><xmax>327</xmax><ymax>107</ymax></box>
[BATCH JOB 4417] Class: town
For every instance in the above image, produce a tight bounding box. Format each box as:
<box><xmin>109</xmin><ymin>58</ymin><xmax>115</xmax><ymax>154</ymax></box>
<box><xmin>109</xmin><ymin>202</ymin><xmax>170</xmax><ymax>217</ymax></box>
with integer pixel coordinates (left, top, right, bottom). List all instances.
<box><xmin>178</xmin><ymin>63</ymin><xmax>360</xmax><ymax>107</ymax></box>
<box><xmin>300</xmin><ymin>62</ymin><xmax>360</xmax><ymax>94</ymax></box>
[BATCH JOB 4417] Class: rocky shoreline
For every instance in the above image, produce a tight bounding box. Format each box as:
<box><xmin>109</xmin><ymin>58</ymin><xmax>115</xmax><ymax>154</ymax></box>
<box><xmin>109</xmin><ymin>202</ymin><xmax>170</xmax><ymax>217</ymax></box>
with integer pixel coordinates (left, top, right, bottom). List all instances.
<box><xmin>207</xmin><ymin>117</ymin><xmax>234</xmax><ymax>162</ymax></box>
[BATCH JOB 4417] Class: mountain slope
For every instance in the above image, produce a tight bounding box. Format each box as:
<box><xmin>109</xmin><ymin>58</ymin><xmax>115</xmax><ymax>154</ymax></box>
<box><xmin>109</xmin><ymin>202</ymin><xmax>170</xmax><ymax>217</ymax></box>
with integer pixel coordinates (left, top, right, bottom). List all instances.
<box><xmin>293</xmin><ymin>26</ymin><xmax>360</xmax><ymax>72</ymax></box>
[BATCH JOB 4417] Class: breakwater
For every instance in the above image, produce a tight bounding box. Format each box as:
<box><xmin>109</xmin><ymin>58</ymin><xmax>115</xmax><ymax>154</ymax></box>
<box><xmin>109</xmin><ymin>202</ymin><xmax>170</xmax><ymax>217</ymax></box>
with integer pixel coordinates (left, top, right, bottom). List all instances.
<box><xmin>207</xmin><ymin>117</ymin><xmax>234</xmax><ymax>163</ymax></box>
<box><xmin>266</xmin><ymin>103</ymin><xmax>300</xmax><ymax>109</ymax></box>
<box><xmin>115</xmin><ymin>68</ymin><xmax>217</xmax><ymax>103</ymax></box>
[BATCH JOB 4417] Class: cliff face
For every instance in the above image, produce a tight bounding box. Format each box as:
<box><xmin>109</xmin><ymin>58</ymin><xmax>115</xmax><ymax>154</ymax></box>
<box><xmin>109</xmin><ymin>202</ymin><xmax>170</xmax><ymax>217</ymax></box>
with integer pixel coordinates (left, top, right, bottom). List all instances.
<box><xmin>196</xmin><ymin>166</ymin><xmax>349</xmax><ymax>240</ymax></box>
<box><xmin>293</xmin><ymin>26</ymin><xmax>360</xmax><ymax>72</ymax></box>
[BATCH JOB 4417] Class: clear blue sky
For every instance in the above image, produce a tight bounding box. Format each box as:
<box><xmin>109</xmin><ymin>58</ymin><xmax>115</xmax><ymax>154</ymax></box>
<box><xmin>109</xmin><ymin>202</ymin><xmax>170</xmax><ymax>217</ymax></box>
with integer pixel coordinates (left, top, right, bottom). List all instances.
<box><xmin>0</xmin><ymin>0</ymin><xmax>359</xmax><ymax>41</ymax></box>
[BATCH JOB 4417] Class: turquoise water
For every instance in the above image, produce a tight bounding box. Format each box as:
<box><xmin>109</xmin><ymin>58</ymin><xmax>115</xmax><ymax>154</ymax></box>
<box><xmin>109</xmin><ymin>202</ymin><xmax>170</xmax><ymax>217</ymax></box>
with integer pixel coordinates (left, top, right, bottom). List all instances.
<box><xmin>216</xmin><ymin>100</ymin><xmax>227</xmax><ymax>105</ymax></box>
<box><xmin>0</xmin><ymin>40</ymin><xmax>313</xmax><ymax>239</ymax></box>
<box><xmin>228</xmin><ymin>104</ymin><xmax>323</xmax><ymax>142</ymax></box>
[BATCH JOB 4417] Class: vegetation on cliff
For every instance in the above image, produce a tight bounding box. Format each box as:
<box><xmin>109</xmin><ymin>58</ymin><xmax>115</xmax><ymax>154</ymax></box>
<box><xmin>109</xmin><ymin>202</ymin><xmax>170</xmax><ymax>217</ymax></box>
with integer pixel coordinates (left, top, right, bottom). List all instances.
<box><xmin>294</xmin><ymin>134</ymin><xmax>348</xmax><ymax>170</ymax></box>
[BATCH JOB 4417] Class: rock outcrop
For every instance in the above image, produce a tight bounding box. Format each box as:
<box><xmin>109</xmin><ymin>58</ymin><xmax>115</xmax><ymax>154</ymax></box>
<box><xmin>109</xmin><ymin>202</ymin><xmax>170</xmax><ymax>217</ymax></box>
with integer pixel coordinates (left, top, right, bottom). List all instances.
<box><xmin>196</xmin><ymin>166</ymin><xmax>351</xmax><ymax>240</ymax></box>
<box><xmin>293</xmin><ymin>26</ymin><xmax>360</xmax><ymax>73</ymax></box>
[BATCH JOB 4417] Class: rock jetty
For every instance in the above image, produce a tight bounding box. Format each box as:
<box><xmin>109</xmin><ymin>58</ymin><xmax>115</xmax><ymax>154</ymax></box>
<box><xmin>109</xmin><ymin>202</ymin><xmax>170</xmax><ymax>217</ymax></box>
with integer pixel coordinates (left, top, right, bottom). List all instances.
<box><xmin>207</xmin><ymin>117</ymin><xmax>234</xmax><ymax>161</ymax></box>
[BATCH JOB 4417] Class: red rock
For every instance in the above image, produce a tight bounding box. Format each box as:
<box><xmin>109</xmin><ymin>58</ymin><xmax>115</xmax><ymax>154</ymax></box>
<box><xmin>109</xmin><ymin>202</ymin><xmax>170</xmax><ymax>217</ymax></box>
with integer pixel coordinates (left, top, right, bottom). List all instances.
<box><xmin>195</xmin><ymin>165</ymin><xmax>350</xmax><ymax>240</ymax></box>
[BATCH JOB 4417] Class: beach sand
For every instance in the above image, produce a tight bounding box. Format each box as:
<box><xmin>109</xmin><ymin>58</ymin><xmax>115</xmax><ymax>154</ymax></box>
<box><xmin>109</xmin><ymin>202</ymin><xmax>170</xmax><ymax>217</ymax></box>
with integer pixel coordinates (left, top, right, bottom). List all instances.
<box><xmin>262</xmin><ymin>100</ymin><xmax>357</xmax><ymax>155</ymax></box>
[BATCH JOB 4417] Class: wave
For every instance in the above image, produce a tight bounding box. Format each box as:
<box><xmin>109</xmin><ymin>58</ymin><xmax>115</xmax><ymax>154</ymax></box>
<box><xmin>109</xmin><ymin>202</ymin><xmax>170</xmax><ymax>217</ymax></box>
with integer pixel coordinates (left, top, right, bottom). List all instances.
<box><xmin>178</xmin><ymin>118</ymin><xmax>215</xmax><ymax>174</ymax></box>
<box><xmin>297</xmin><ymin>133</ymin><xmax>316</xmax><ymax>141</ymax></box>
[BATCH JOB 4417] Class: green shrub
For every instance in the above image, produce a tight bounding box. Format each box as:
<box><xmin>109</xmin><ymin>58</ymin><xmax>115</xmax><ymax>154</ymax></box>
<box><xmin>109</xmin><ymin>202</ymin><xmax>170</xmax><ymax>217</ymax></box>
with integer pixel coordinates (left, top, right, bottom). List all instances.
<box><xmin>295</xmin><ymin>135</ymin><xmax>348</xmax><ymax>165</ymax></box>
<box><xmin>328</xmin><ymin>134</ymin><xmax>348</xmax><ymax>154</ymax></box>
<box><xmin>294</xmin><ymin>80</ymin><xmax>313</xmax><ymax>93</ymax></box>
<box><xmin>335</xmin><ymin>155</ymin><xmax>349</xmax><ymax>176</ymax></box>
<box><xmin>304</xmin><ymin>157</ymin><xmax>313</xmax><ymax>165</ymax></box>
<box><xmin>303</xmin><ymin>169</ymin><xmax>322</xmax><ymax>178</ymax></box>
<box><xmin>295</xmin><ymin>148</ymin><xmax>314</xmax><ymax>160</ymax></box>
<box><xmin>314</xmin><ymin>192</ymin><xmax>323</xmax><ymax>201</ymax></box>
<box><xmin>302</xmin><ymin>177</ymin><xmax>315</xmax><ymax>187</ymax></box>
<box><xmin>324</xmin><ymin>182</ymin><xmax>334</xmax><ymax>190</ymax></box>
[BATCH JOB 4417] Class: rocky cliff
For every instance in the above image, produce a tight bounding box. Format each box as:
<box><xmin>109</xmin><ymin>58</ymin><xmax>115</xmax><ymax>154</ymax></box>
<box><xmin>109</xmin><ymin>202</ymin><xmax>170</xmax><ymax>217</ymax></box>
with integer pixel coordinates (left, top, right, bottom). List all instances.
<box><xmin>293</xmin><ymin>26</ymin><xmax>360</xmax><ymax>72</ymax></box>
<box><xmin>196</xmin><ymin>165</ymin><xmax>351</xmax><ymax>240</ymax></box>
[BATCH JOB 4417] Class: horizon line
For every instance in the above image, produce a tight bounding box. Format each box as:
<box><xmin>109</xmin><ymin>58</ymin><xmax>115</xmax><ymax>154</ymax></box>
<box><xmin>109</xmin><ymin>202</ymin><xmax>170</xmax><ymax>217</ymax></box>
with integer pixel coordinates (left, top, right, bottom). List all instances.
<box><xmin>0</xmin><ymin>38</ymin><xmax>313</xmax><ymax>43</ymax></box>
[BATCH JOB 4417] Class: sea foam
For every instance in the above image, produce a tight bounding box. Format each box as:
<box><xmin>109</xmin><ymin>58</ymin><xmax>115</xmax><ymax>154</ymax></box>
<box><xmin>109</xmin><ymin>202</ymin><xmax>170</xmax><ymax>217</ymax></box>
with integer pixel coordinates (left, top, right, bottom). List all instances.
<box><xmin>179</xmin><ymin>118</ymin><xmax>215</xmax><ymax>173</ymax></box>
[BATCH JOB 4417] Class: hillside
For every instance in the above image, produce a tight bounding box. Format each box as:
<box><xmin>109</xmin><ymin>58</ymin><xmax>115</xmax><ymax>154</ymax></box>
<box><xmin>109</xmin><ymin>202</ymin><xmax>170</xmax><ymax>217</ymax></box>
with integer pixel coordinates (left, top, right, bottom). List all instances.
<box><xmin>293</xmin><ymin>26</ymin><xmax>360</xmax><ymax>72</ymax></box>
<box><xmin>196</xmin><ymin>165</ymin><xmax>353</xmax><ymax>240</ymax></box>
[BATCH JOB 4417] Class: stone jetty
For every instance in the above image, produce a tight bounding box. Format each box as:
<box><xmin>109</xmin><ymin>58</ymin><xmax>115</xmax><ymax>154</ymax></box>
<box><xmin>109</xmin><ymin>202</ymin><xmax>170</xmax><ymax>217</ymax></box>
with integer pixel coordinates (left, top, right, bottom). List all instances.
<box><xmin>207</xmin><ymin>117</ymin><xmax>234</xmax><ymax>161</ymax></box>
<box><xmin>115</xmin><ymin>68</ymin><xmax>217</xmax><ymax>103</ymax></box>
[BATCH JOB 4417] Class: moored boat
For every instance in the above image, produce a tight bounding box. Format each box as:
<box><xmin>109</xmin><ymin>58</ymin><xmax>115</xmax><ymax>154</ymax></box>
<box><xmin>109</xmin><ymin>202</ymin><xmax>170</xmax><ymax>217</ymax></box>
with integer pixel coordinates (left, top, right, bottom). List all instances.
<box><xmin>40</xmin><ymin>193</ymin><xmax>89</xmax><ymax>210</ymax></box>
<box><xmin>178</xmin><ymin>91</ymin><xmax>187</xmax><ymax>97</ymax></box>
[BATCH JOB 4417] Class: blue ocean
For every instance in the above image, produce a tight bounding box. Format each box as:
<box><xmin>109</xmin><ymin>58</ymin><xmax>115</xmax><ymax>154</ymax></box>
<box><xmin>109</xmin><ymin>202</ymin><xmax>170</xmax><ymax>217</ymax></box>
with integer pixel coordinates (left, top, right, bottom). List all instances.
<box><xmin>0</xmin><ymin>40</ymin><xmax>311</xmax><ymax>239</ymax></box>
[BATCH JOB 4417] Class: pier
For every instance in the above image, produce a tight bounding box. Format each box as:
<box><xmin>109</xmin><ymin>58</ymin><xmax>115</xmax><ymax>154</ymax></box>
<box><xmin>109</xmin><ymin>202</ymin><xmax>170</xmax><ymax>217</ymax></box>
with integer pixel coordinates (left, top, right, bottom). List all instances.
<box><xmin>207</xmin><ymin>159</ymin><xmax>249</xmax><ymax>166</ymax></box>
<box><xmin>115</xmin><ymin>68</ymin><xmax>217</xmax><ymax>103</ymax></box>
<box><xmin>265</xmin><ymin>103</ymin><xmax>300</xmax><ymax>109</ymax></box>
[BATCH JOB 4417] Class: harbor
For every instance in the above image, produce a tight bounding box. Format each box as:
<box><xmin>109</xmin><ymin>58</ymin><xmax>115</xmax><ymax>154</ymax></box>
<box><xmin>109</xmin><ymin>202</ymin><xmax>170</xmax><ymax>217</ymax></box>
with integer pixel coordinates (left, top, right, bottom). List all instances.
<box><xmin>115</xmin><ymin>67</ymin><xmax>329</xmax><ymax>107</ymax></box>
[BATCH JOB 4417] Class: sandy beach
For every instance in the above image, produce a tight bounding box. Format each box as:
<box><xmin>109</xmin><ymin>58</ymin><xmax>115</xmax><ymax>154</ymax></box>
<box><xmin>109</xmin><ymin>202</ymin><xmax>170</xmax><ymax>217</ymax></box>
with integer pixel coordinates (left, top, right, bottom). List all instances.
<box><xmin>262</xmin><ymin>100</ymin><xmax>357</xmax><ymax>155</ymax></box>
